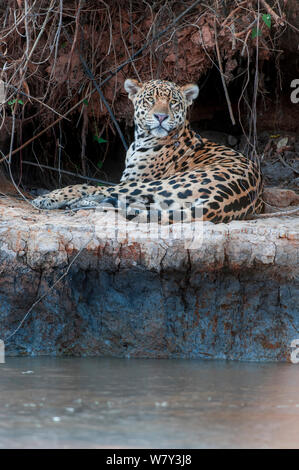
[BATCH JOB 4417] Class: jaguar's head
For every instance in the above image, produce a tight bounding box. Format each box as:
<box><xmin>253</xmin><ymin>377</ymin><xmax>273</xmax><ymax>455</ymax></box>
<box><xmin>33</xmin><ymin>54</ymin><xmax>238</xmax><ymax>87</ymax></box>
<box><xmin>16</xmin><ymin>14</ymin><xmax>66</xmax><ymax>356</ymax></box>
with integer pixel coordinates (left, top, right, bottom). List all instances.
<box><xmin>124</xmin><ymin>78</ymin><xmax>199</xmax><ymax>138</ymax></box>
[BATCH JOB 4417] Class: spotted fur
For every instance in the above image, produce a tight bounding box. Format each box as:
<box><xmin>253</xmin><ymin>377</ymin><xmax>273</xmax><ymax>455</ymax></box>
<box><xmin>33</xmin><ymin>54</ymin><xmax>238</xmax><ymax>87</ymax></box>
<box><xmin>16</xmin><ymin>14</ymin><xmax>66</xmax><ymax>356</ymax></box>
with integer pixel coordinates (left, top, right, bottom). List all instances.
<box><xmin>33</xmin><ymin>78</ymin><xmax>264</xmax><ymax>223</ymax></box>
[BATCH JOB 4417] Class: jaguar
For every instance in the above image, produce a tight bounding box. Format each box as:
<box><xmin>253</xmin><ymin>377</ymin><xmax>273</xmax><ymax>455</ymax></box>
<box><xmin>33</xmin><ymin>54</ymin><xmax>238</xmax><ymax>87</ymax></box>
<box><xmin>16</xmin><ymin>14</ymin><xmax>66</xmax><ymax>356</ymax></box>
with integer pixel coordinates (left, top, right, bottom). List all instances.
<box><xmin>33</xmin><ymin>78</ymin><xmax>264</xmax><ymax>224</ymax></box>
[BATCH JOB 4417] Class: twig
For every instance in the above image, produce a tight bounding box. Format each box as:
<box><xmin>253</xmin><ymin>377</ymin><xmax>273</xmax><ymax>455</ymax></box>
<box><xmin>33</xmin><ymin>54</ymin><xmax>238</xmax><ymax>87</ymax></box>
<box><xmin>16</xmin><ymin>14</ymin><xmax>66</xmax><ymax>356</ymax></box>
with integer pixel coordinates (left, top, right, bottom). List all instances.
<box><xmin>1</xmin><ymin>0</ymin><xmax>202</xmax><ymax>164</ymax></box>
<box><xmin>106</xmin><ymin>0</ymin><xmax>202</xmax><ymax>77</ymax></box>
<box><xmin>260</xmin><ymin>0</ymin><xmax>284</xmax><ymax>26</ymax></box>
<box><xmin>241</xmin><ymin>28</ymin><xmax>253</xmax><ymax>56</ymax></box>
<box><xmin>80</xmin><ymin>104</ymin><xmax>88</xmax><ymax>175</ymax></box>
<box><xmin>221</xmin><ymin>1</ymin><xmax>247</xmax><ymax>27</ymax></box>
<box><xmin>78</xmin><ymin>51</ymin><xmax>129</xmax><ymax>152</ymax></box>
<box><xmin>5</xmin><ymin>83</ymin><xmax>71</xmax><ymax>121</ymax></box>
<box><xmin>22</xmin><ymin>160</ymin><xmax>116</xmax><ymax>186</ymax></box>
<box><xmin>21</xmin><ymin>0</ymin><xmax>55</xmax><ymax>72</ymax></box>
<box><xmin>214</xmin><ymin>22</ymin><xmax>236</xmax><ymax>126</ymax></box>
<box><xmin>255</xmin><ymin>206</ymin><xmax>299</xmax><ymax>219</ymax></box>
<box><xmin>119</xmin><ymin>5</ymin><xmax>141</xmax><ymax>82</ymax></box>
<box><xmin>74</xmin><ymin>0</ymin><xmax>203</xmax><ymax>152</ymax></box>
<box><xmin>231</xmin><ymin>21</ymin><xmax>236</xmax><ymax>50</ymax></box>
<box><xmin>277</xmin><ymin>154</ymin><xmax>299</xmax><ymax>176</ymax></box>
<box><xmin>250</xmin><ymin>2</ymin><xmax>260</xmax><ymax>161</ymax></box>
<box><xmin>5</xmin><ymin>241</ymin><xmax>93</xmax><ymax>342</ymax></box>
<box><xmin>0</xmin><ymin>91</ymin><xmax>95</xmax><ymax>164</ymax></box>
<box><xmin>66</xmin><ymin>0</ymin><xmax>82</xmax><ymax>75</ymax></box>
<box><xmin>235</xmin><ymin>18</ymin><xmax>257</xmax><ymax>38</ymax></box>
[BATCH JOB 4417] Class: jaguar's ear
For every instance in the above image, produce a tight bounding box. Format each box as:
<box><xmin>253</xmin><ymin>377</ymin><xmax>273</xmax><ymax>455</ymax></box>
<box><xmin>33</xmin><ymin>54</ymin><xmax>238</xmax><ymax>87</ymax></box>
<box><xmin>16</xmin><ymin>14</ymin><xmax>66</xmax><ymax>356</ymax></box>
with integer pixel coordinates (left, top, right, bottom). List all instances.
<box><xmin>124</xmin><ymin>78</ymin><xmax>143</xmax><ymax>100</ymax></box>
<box><xmin>180</xmin><ymin>83</ymin><xmax>199</xmax><ymax>106</ymax></box>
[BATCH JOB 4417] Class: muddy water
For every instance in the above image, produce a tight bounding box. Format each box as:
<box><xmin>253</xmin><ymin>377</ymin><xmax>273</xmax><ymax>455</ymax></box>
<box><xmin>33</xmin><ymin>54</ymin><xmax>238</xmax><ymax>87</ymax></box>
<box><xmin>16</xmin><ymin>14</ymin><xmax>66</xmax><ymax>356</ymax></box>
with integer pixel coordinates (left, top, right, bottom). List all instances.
<box><xmin>0</xmin><ymin>358</ymin><xmax>299</xmax><ymax>449</ymax></box>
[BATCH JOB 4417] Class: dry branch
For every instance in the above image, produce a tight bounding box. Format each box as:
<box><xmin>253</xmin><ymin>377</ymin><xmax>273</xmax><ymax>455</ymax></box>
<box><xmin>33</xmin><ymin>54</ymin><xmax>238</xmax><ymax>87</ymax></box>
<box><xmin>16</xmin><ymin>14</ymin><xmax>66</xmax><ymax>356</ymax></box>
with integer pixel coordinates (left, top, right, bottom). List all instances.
<box><xmin>260</xmin><ymin>0</ymin><xmax>285</xmax><ymax>26</ymax></box>
<box><xmin>214</xmin><ymin>22</ymin><xmax>236</xmax><ymax>126</ymax></box>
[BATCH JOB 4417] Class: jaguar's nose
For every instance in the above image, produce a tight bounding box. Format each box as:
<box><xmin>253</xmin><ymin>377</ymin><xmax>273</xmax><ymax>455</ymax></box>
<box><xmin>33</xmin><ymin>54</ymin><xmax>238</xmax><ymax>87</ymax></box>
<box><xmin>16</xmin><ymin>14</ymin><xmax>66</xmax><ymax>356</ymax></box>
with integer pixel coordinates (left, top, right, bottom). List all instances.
<box><xmin>154</xmin><ymin>113</ymin><xmax>169</xmax><ymax>124</ymax></box>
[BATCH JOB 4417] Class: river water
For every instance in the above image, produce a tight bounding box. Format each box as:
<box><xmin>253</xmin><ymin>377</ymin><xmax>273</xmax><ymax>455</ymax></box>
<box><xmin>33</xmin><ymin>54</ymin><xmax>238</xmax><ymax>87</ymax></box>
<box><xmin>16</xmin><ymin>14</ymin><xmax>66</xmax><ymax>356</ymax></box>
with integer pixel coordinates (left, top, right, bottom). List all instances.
<box><xmin>0</xmin><ymin>358</ymin><xmax>299</xmax><ymax>449</ymax></box>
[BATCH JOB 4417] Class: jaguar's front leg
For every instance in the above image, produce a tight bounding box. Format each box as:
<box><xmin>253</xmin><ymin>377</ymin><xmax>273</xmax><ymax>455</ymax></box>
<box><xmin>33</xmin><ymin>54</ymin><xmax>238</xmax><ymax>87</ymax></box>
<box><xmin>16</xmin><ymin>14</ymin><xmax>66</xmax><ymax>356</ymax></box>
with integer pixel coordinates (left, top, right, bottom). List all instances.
<box><xmin>32</xmin><ymin>184</ymin><xmax>109</xmax><ymax>210</ymax></box>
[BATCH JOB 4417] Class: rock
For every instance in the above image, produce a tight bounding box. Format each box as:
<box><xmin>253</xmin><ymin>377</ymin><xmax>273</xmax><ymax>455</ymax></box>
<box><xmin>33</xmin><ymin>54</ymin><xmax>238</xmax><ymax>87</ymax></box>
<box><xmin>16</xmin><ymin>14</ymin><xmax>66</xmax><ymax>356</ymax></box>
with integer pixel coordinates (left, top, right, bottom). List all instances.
<box><xmin>30</xmin><ymin>188</ymin><xmax>50</xmax><ymax>197</ymax></box>
<box><xmin>283</xmin><ymin>151</ymin><xmax>296</xmax><ymax>160</ymax></box>
<box><xmin>227</xmin><ymin>135</ymin><xmax>238</xmax><ymax>147</ymax></box>
<box><xmin>0</xmin><ymin>199</ymin><xmax>298</xmax><ymax>361</ymax></box>
<box><xmin>292</xmin><ymin>161</ymin><xmax>299</xmax><ymax>173</ymax></box>
<box><xmin>199</xmin><ymin>130</ymin><xmax>228</xmax><ymax>145</ymax></box>
<box><xmin>199</xmin><ymin>131</ymin><xmax>240</xmax><ymax>148</ymax></box>
<box><xmin>262</xmin><ymin>162</ymin><xmax>294</xmax><ymax>184</ymax></box>
<box><xmin>238</xmin><ymin>135</ymin><xmax>249</xmax><ymax>154</ymax></box>
<box><xmin>263</xmin><ymin>187</ymin><xmax>299</xmax><ymax>208</ymax></box>
<box><xmin>259</xmin><ymin>131</ymin><xmax>270</xmax><ymax>140</ymax></box>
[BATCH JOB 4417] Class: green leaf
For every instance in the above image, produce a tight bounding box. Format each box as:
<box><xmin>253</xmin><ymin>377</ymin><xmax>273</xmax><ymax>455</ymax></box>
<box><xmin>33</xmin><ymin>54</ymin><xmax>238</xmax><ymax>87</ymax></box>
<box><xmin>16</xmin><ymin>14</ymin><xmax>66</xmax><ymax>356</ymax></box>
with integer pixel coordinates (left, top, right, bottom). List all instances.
<box><xmin>83</xmin><ymin>99</ymin><xmax>89</xmax><ymax>106</ymax></box>
<box><xmin>97</xmin><ymin>160</ymin><xmax>103</xmax><ymax>169</ymax></box>
<box><xmin>61</xmin><ymin>41</ymin><xmax>67</xmax><ymax>48</ymax></box>
<box><xmin>8</xmin><ymin>98</ymin><xmax>24</xmax><ymax>106</ymax></box>
<box><xmin>262</xmin><ymin>13</ymin><xmax>271</xmax><ymax>28</ymax></box>
<box><xmin>252</xmin><ymin>27</ymin><xmax>262</xmax><ymax>38</ymax></box>
<box><xmin>93</xmin><ymin>135</ymin><xmax>107</xmax><ymax>144</ymax></box>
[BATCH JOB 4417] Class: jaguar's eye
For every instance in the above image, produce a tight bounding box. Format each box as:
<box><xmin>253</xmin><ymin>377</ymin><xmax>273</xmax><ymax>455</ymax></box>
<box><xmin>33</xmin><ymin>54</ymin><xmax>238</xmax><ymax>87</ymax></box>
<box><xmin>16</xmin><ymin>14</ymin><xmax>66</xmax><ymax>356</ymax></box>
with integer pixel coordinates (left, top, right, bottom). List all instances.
<box><xmin>170</xmin><ymin>100</ymin><xmax>178</xmax><ymax>108</ymax></box>
<box><xmin>147</xmin><ymin>97</ymin><xmax>155</xmax><ymax>105</ymax></box>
